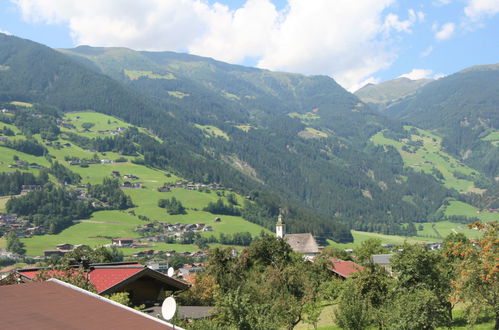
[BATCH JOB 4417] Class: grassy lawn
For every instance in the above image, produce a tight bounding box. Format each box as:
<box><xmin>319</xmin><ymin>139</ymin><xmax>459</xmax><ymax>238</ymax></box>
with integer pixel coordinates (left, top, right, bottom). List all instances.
<box><xmin>0</xmin><ymin>146</ymin><xmax>50</xmax><ymax>173</ymax></box>
<box><xmin>298</xmin><ymin>127</ymin><xmax>329</xmax><ymax>139</ymax></box>
<box><xmin>329</xmin><ymin>230</ymin><xmax>435</xmax><ymax>249</ymax></box>
<box><xmin>194</xmin><ymin>124</ymin><xmax>229</xmax><ymax>140</ymax></box>
<box><xmin>371</xmin><ymin>127</ymin><xmax>479</xmax><ymax>192</ymax></box>
<box><xmin>235</xmin><ymin>124</ymin><xmax>253</xmax><ymax>132</ymax></box>
<box><xmin>482</xmin><ymin>130</ymin><xmax>499</xmax><ymax>146</ymax></box>
<box><xmin>0</xmin><ymin>195</ymin><xmax>12</xmax><ymax>212</ymax></box>
<box><xmin>124</xmin><ymin>70</ymin><xmax>175</xmax><ymax>80</ymax></box>
<box><xmin>166</xmin><ymin>91</ymin><xmax>189</xmax><ymax>99</ymax></box>
<box><xmin>416</xmin><ymin>221</ymin><xmax>484</xmax><ymax>240</ymax></box>
<box><xmin>445</xmin><ymin>200</ymin><xmax>499</xmax><ymax>222</ymax></box>
<box><xmin>20</xmin><ymin>221</ymin><xmax>138</xmax><ymax>256</ymax></box>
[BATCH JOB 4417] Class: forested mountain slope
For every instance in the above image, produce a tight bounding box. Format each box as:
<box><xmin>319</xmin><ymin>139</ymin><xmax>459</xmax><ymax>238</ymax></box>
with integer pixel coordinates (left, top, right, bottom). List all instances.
<box><xmin>0</xmin><ymin>33</ymin><xmax>485</xmax><ymax>239</ymax></box>
<box><xmin>355</xmin><ymin>77</ymin><xmax>432</xmax><ymax>111</ymax></box>
<box><xmin>385</xmin><ymin>64</ymin><xmax>499</xmax><ymax>178</ymax></box>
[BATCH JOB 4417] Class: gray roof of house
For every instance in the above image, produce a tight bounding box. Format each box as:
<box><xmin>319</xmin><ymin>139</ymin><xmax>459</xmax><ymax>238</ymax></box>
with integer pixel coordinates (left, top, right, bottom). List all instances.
<box><xmin>284</xmin><ymin>233</ymin><xmax>320</xmax><ymax>254</ymax></box>
<box><xmin>371</xmin><ymin>254</ymin><xmax>393</xmax><ymax>265</ymax></box>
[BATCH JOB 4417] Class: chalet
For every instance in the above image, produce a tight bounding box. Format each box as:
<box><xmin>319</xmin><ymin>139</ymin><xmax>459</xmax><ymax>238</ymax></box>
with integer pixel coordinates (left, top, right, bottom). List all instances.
<box><xmin>100</xmin><ymin>158</ymin><xmax>113</xmax><ymax>164</ymax></box>
<box><xmin>20</xmin><ymin>184</ymin><xmax>42</xmax><ymax>194</ymax></box>
<box><xmin>112</xmin><ymin>238</ymin><xmax>135</xmax><ymax>247</ymax></box>
<box><xmin>0</xmin><ymin>279</ymin><xmax>182</xmax><ymax>329</ymax></box>
<box><xmin>157</xmin><ymin>186</ymin><xmax>171</xmax><ymax>192</ymax></box>
<box><xmin>276</xmin><ymin>214</ymin><xmax>321</xmax><ymax>258</ymax></box>
<box><xmin>57</xmin><ymin>243</ymin><xmax>74</xmax><ymax>250</ymax></box>
<box><xmin>123</xmin><ymin>174</ymin><xmax>140</xmax><ymax>180</ymax></box>
<box><xmin>372</xmin><ymin>254</ymin><xmax>394</xmax><ymax>274</ymax></box>
<box><xmin>10</xmin><ymin>262</ymin><xmax>190</xmax><ymax>306</ymax></box>
<box><xmin>112</xmin><ymin>170</ymin><xmax>121</xmax><ymax>178</ymax></box>
<box><xmin>123</xmin><ymin>181</ymin><xmax>133</xmax><ymax>188</ymax></box>
<box><xmin>43</xmin><ymin>249</ymin><xmax>70</xmax><ymax>257</ymax></box>
<box><xmin>328</xmin><ymin>258</ymin><xmax>363</xmax><ymax>279</ymax></box>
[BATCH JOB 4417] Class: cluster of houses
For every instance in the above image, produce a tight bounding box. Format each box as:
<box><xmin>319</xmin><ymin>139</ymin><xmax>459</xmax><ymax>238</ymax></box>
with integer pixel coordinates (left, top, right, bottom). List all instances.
<box><xmin>43</xmin><ymin>243</ymin><xmax>89</xmax><ymax>258</ymax></box>
<box><xmin>157</xmin><ymin>181</ymin><xmax>223</xmax><ymax>192</ymax></box>
<box><xmin>0</xmin><ymin>213</ymin><xmax>44</xmax><ymax>238</ymax></box>
<box><xmin>95</xmin><ymin>127</ymin><xmax>127</xmax><ymax>135</ymax></box>
<box><xmin>136</xmin><ymin>222</ymin><xmax>213</xmax><ymax>241</ymax></box>
<box><xmin>7</xmin><ymin>161</ymin><xmax>44</xmax><ymax>169</ymax></box>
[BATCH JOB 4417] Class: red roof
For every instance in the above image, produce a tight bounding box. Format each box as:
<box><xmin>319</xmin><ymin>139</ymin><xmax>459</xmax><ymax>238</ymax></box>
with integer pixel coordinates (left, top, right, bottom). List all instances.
<box><xmin>329</xmin><ymin>258</ymin><xmax>364</xmax><ymax>278</ymax></box>
<box><xmin>16</xmin><ymin>263</ymin><xmax>189</xmax><ymax>294</ymax></box>
<box><xmin>18</xmin><ymin>265</ymin><xmax>144</xmax><ymax>293</ymax></box>
<box><xmin>90</xmin><ymin>267</ymin><xmax>144</xmax><ymax>292</ymax></box>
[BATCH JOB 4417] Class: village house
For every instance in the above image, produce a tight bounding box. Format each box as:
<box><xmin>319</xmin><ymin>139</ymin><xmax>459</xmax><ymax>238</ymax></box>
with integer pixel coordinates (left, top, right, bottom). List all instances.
<box><xmin>371</xmin><ymin>254</ymin><xmax>394</xmax><ymax>274</ymax></box>
<box><xmin>328</xmin><ymin>258</ymin><xmax>364</xmax><ymax>279</ymax></box>
<box><xmin>112</xmin><ymin>238</ymin><xmax>135</xmax><ymax>247</ymax></box>
<box><xmin>20</xmin><ymin>184</ymin><xmax>42</xmax><ymax>194</ymax></box>
<box><xmin>8</xmin><ymin>262</ymin><xmax>190</xmax><ymax>306</ymax></box>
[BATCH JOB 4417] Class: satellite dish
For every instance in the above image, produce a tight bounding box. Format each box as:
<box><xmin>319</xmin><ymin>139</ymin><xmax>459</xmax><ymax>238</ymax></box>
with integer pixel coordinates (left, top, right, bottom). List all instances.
<box><xmin>167</xmin><ymin>267</ymin><xmax>174</xmax><ymax>277</ymax></box>
<box><xmin>161</xmin><ymin>296</ymin><xmax>177</xmax><ymax>321</ymax></box>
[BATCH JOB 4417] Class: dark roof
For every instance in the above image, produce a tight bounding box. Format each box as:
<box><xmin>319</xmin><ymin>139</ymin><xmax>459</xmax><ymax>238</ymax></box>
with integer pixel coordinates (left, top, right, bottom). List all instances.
<box><xmin>329</xmin><ymin>258</ymin><xmax>364</xmax><ymax>279</ymax></box>
<box><xmin>98</xmin><ymin>267</ymin><xmax>189</xmax><ymax>296</ymax></box>
<box><xmin>371</xmin><ymin>254</ymin><xmax>393</xmax><ymax>265</ymax></box>
<box><xmin>0</xmin><ymin>279</ymin><xmax>180</xmax><ymax>329</ymax></box>
<box><xmin>284</xmin><ymin>233</ymin><xmax>320</xmax><ymax>254</ymax></box>
<box><xmin>16</xmin><ymin>263</ymin><xmax>189</xmax><ymax>294</ymax></box>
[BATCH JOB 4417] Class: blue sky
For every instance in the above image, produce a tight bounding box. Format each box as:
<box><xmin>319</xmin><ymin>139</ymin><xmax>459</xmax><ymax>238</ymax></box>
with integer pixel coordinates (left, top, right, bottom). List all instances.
<box><xmin>1</xmin><ymin>0</ymin><xmax>498</xmax><ymax>90</ymax></box>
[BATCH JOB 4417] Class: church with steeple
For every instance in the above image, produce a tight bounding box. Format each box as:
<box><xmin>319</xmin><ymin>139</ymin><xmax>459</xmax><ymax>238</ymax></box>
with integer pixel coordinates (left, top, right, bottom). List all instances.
<box><xmin>275</xmin><ymin>212</ymin><xmax>320</xmax><ymax>258</ymax></box>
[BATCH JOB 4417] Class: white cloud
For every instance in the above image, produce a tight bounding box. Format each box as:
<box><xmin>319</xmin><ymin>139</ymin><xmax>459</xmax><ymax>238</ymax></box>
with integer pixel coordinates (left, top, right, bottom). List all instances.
<box><xmin>464</xmin><ymin>0</ymin><xmax>499</xmax><ymax>20</ymax></box>
<box><xmin>399</xmin><ymin>68</ymin><xmax>444</xmax><ymax>80</ymax></box>
<box><xmin>0</xmin><ymin>29</ymin><xmax>12</xmax><ymax>35</ymax></box>
<box><xmin>435</xmin><ymin>22</ymin><xmax>455</xmax><ymax>40</ymax></box>
<box><xmin>420</xmin><ymin>46</ymin><xmax>433</xmax><ymax>57</ymax></box>
<box><xmin>11</xmin><ymin>0</ymin><xmax>425</xmax><ymax>91</ymax></box>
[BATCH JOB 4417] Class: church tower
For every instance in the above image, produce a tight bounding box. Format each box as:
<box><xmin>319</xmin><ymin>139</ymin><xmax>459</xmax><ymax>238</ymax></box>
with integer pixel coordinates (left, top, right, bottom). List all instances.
<box><xmin>276</xmin><ymin>213</ymin><xmax>286</xmax><ymax>238</ymax></box>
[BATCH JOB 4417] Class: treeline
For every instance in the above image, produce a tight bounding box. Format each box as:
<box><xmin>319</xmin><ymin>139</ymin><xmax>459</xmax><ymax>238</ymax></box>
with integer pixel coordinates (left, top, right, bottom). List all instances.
<box><xmin>158</xmin><ymin>197</ymin><xmax>186</xmax><ymax>215</ymax></box>
<box><xmin>6</xmin><ymin>178</ymin><xmax>133</xmax><ymax>233</ymax></box>
<box><xmin>172</xmin><ymin>231</ymin><xmax>255</xmax><ymax>249</ymax></box>
<box><xmin>0</xmin><ymin>171</ymin><xmax>48</xmax><ymax>196</ymax></box>
<box><xmin>87</xmin><ymin>178</ymin><xmax>134</xmax><ymax>210</ymax></box>
<box><xmin>6</xmin><ymin>185</ymin><xmax>92</xmax><ymax>233</ymax></box>
<box><xmin>203</xmin><ymin>198</ymin><xmax>241</xmax><ymax>216</ymax></box>
<box><xmin>2</xmin><ymin>138</ymin><xmax>47</xmax><ymax>156</ymax></box>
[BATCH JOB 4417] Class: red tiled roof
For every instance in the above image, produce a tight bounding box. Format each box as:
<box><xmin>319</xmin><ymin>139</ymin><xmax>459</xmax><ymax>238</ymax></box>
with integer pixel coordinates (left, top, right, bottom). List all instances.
<box><xmin>329</xmin><ymin>258</ymin><xmax>364</xmax><ymax>278</ymax></box>
<box><xmin>16</xmin><ymin>264</ymin><xmax>189</xmax><ymax>294</ymax></box>
<box><xmin>90</xmin><ymin>267</ymin><xmax>144</xmax><ymax>292</ymax></box>
<box><xmin>17</xmin><ymin>265</ymin><xmax>144</xmax><ymax>293</ymax></box>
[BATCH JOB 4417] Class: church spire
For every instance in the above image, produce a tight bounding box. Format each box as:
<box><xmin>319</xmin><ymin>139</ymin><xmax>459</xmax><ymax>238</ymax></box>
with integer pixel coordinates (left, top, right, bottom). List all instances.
<box><xmin>276</xmin><ymin>211</ymin><xmax>285</xmax><ymax>238</ymax></box>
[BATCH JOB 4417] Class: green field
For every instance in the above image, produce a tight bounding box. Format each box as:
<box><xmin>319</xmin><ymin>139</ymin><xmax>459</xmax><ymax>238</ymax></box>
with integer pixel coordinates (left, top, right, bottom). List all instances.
<box><xmin>482</xmin><ymin>130</ymin><xmax>499</xmax><ymax>146</ymax></box>
<box><xmin>194</xmin><ymin>124</ymin><xmax>229</xmax><ymax>140</ymax></box>
<box><xmin>10</xmin><ymin>101</ymin><xmax>32</xmax><ymax>107</ymax></box>
<box><xmin>166</xmin><ymin>91</ymin><xmax>189</xmax><ymax>99</ymax></box>
<box><xmin>124</xmin><ymin>69</ymin><xmax>175</xmax><ymax>80</ymax></box>
<box><xmin>371</xmin><ymin>127</ymin><xmax>480</xmax><ymax>192</ymax></box>
<box><xmin>298</xmin><ymin>127</ymin><xmax>328</xmax><ymax>139</ymax></box>
<box><xmin>328</xmin><ymin>230</ymin><xmax>435</xmax><ymax>249</ymax></box>
<box><xmin>445</xmin><ymin>200</ymin><xmax>498</xmax><ymax>222</ymax></box>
